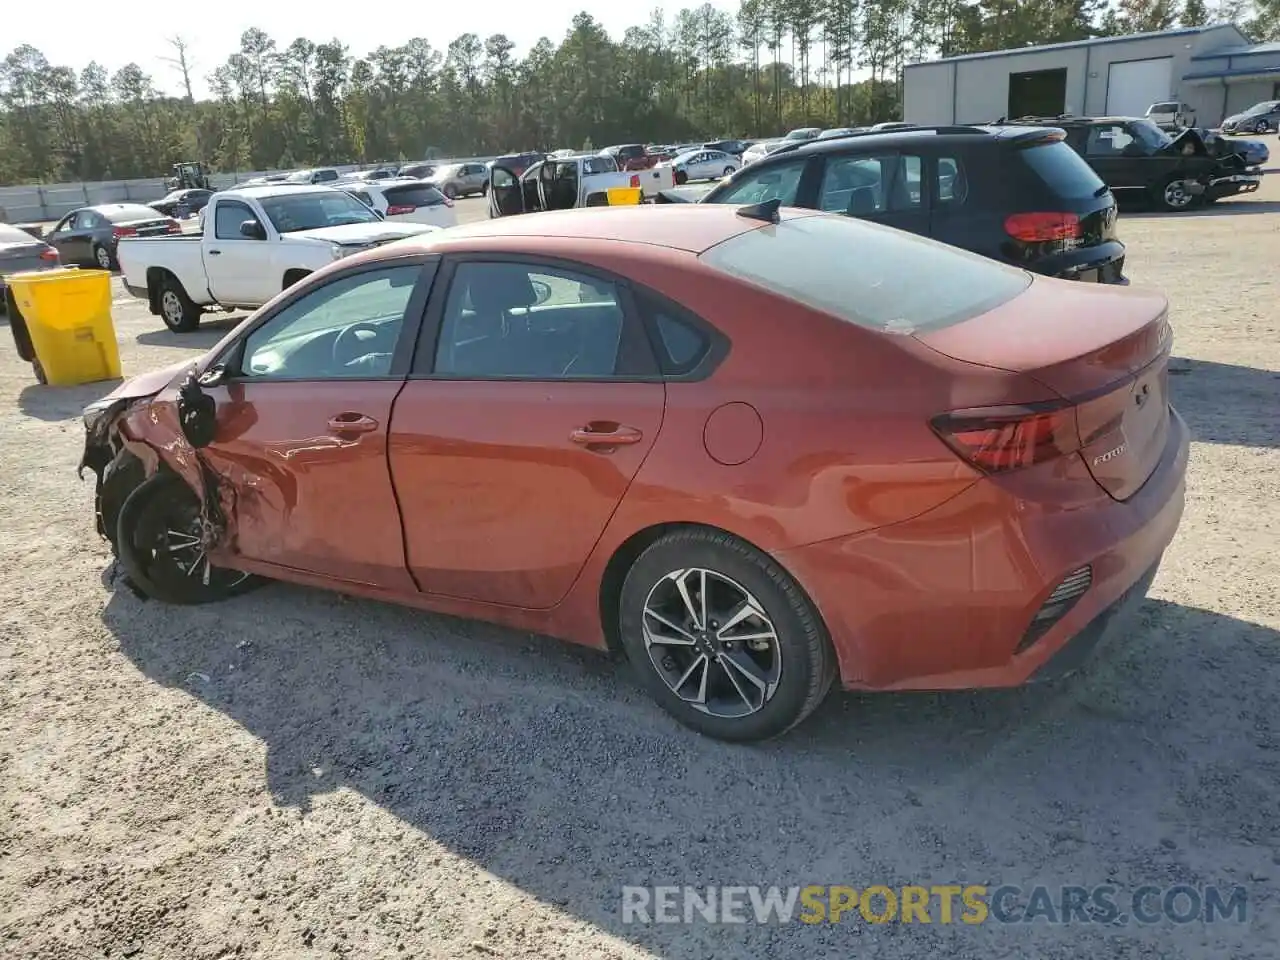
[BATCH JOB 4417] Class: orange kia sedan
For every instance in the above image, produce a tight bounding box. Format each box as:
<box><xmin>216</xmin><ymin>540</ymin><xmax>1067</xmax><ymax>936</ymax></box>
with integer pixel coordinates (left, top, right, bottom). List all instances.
<box><xmin>80</xmin><ymin>204</ymin><xmax>1189</xmax><ymax>741</ymax></box>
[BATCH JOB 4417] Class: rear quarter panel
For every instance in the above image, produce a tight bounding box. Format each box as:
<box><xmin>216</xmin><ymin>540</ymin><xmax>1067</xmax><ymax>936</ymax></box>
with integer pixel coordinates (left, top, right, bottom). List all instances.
<box><xmin>117</xmin><ymin>236</ymin><xmax>212</xmax><ymax>304</ymax></box>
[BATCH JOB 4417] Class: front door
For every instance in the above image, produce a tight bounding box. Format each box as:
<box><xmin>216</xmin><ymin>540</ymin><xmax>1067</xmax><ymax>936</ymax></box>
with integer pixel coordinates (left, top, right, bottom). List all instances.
<box><xmin>488</xmin><ymin>165</ymin><xmax>526</xmax><ymax>218</ymax></box>
<box><xmin>206</xmin><ymin>198</ymin><xmax>270</xmax><ymax>305</ymax></box>
<box><xmin>49</xmin><ymin>211</ymin><xmax>93</xmax><ymax>265</ymax></box>
<box><xmin>388</xmin><ymin>257</ymin><xmax>665</xmax><ymax>609</ymax></box>
<box><xmin>202</xmin><ymin>261</ymin><xmax>433</xmax><ymax>589</ymax></box>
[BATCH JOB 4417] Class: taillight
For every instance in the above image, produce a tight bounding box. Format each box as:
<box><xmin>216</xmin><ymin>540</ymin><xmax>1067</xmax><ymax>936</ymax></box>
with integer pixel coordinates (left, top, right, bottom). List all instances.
<box><xmin>386</xmin><ymin>204</ymin><xmax>416</xmax><ymax>215</ymax></box>
<box><xmin>629</xmin><ymin>174</ymin><xmax>641</xmax><ymax>188</ymax></box>
<box><xmin>930</xmin><ymin>403</ymin><xmax>1080</xmax><ymax>474</ymax></box>
<box><xmin>112</xmin><ymin>226</ymin><xmax>137</xmax><ymax>238</ymax></box>
<box><xmin>39</xmin><ymin>248</ymin><xmax>59</xmax><ymax>262</ymax></box>
<box><xmin>1004</xmin><ymin>212</ymin><xmax>1081</xmax><ymax>243</ymax></box>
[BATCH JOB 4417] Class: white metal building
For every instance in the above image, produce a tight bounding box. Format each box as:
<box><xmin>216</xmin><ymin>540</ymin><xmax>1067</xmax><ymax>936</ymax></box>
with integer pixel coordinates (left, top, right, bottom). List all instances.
<box><xmin>903</xmin><ymin>25</ymin><xmax>1280</xmax><ymax>127</ymax></box>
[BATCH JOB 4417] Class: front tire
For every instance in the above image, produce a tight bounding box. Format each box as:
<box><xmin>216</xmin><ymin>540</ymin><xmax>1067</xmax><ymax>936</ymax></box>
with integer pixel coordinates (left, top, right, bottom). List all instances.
<box><xmin>1154</xmin><ymin>175</ymin><xmax>1199</xmax><ymax>212</ymax></box>
<box><xmin>443</xmin><ymin>184</ymin><xmax>457</xmax><ymax>199</ymax></box>
<box><xmin>723</xmin><ymin>166</ymin><xmax>736</xmax><ymax>177</ymax></box>
<box><xmin>1255</xmin><ymin>119</ymin><xmax>1271</xmax><ymax>134</ymax></box>
<box><xmin>116</xmin><ymin>472</ymin><xmax>260</xmax><ymax>605</ymax></box>
<box><xmin>157</xmin><ymin>276</ymin><xmax>201</xmax><ymax>332</ymax></box>
<box><xmin>618</xmin><ymin>528</ymin><xmax>836</xmax><ymax>742</ymax></box>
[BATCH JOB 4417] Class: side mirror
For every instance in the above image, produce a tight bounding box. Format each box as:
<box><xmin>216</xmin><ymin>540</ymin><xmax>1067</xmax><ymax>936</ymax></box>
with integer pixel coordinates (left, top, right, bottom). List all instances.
<box><xmin>239</xmin><ymin>220</ymin><xmax>266</xmax><ymax>240</ymax></box>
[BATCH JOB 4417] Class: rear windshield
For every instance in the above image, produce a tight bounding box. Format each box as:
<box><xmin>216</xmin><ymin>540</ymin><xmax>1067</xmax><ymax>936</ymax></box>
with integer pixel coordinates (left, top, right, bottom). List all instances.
<box><xmin>384</xmin><ymin>184</ymin><xmax>446</xmax><ymax>206</ymax></box>
<box><xmin>699</xmin><ymin>214</ymin><xmax>1031</xmax><ymax>333</ymax></box>
<box><xmin>105</xmin><ymin>205</ymin><xmax>162</xmax><ymax>223</ymax></box>
<box><xmin>1019</xmin><ymin>141</ymin><xmax>1107</xmax><ymax>200</ymax></box>
<box><xmin>1149</xmin><ymin>102</ymin><xmax>1178</xmax><ymax>112</ymax></box>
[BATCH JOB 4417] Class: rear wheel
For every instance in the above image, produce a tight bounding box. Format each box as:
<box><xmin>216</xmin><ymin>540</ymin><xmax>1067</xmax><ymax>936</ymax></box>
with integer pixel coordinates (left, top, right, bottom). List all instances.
<box><xmin>93</xmin><ymin>244</ymin><xmax>116</xmax><ymax>271</ymax></box>
<box><xmin>116</xmin><ymin>472</ymin><xmax>260</xmax><ymax>605</ymax></box>
<box><xmin>157</xmin><ymin>275</ymin><xmax>201</xmax><ymax>332</ymax></box>
<box><xmin>618</xmin><ymin>528</ymin><xmax>835</xmax><ymax>742</ymax></box>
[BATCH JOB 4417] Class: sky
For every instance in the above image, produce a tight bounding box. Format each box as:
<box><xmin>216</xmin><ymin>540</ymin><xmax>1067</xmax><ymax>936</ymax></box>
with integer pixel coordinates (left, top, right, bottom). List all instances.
<box><xmin>11</xmin><ymin>0</ymin><xmax>744</xmax><ymax>99</ymax></box>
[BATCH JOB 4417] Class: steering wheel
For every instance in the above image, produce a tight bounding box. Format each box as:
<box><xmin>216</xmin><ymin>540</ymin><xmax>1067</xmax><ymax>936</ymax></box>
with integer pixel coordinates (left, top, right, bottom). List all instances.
<box><xmin>332</xmin><ymin>322</ymin><xmax>384</xmax><ymax>368</ymax></box>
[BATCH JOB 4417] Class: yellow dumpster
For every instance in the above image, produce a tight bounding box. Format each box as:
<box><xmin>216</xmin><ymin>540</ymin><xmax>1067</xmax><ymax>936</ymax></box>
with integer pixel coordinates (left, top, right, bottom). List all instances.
<box><xmin>4</xmin><ymin>268</ymin><xmax>120</xmax><ymax>386</ymax></box>
<box><xmin>607</xmin><ymin>186</ymin><xmax>643</xmax><ymax>206</ymax></box>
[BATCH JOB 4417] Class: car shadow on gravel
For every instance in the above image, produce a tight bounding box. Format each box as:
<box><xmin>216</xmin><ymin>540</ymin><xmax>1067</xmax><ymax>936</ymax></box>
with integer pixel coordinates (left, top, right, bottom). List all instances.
<box><xmin>135</xmin><ymin>315</ymin><xmax>245</xmax><ymax>349</ymax></box>
<box><xmin>1122</xmin><ymin>198</ymin><xmax>1280</xmax><ymax>219</ymax></box>
<box><xmin>101</xmin><ymin>582</ymin><xmax>1280</xmax><ymax>956</ymax></box>
<box><xmin>17</xmin><ymin>379</ymin><xmax>123</xmax><ymax>422</ymax></box>
<box><xmin>1170</xmin><ymin>357</ymin><xmax>1280</xmax><ymax>448</ymax></box>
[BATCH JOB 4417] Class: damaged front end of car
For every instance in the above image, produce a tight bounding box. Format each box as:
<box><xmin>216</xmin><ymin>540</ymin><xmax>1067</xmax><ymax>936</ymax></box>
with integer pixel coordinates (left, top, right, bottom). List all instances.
<box><xmin>79</xmin><ymin>364</ymin><xmax>231</xmax><ymax>572</ymax></box>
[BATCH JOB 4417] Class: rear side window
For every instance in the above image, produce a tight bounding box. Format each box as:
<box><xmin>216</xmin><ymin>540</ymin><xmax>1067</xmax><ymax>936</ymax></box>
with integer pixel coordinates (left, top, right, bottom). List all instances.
<box><xmin>635</xmin><ymin>292</ymin><xmax>711</xmax><ymax>375</ymax></box>
<box><xmin>385</xmin><ymin>184</ymin><xmax>446</xmax><ymax>207</ymax></box>
<box><xmin>937</xmin><ymin>157</ymin><xmax>969</xmax><ymax>204</ymax></box>
<box><xmin>699</xmin><ymin>215</ymin><xmax>1031</xmax><ymax>334</ymax></box>
<box><xmin>817</xmin><ymin>154</ymin><xmax>923</xmax><ymax>215</ymax></box>
<box><xmin>706</xmin><ymin>159</ymin><xmax>808</xmax><ymax>206</ymax></box>
<box><xmin>1019</xmin><ymin>141</ymin><xmax>1107</xmax><ymax>200</ymax></box>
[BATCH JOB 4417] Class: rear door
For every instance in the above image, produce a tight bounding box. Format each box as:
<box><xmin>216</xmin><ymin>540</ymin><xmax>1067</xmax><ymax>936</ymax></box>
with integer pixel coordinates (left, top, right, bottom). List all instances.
<box><xmin>488</xmin><ymin>165</ymin><xmax>527</xmax><ymax>217</ymax></box>
<box><xmin>813</xmin><ymin>151</ymin><xmax>930</xmax><ymax>236</ymax></box>
<box><xmin>388</xmin><ymin>256</ymin><xmax>665</xmax><ymax>608</ymax></box>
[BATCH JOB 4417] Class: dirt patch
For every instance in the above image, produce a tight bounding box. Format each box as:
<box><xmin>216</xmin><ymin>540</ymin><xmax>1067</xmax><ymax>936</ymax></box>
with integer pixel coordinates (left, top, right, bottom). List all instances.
<box><xmin>2</xmin><ymin>185</ymin><xmax>1279</xmax><ymax>958</ymax></box>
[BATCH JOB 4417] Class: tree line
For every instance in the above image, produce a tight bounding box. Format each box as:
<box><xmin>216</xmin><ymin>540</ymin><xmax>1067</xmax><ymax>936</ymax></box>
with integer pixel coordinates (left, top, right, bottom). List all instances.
<box><xmin>0</xmin><ymin>0</ymin><xmax>1270</xmax><ymax>186</ymax></box>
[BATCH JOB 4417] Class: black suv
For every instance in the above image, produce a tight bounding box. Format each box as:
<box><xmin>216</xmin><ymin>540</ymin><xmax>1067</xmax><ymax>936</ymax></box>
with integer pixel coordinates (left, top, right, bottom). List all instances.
<box><xmin>997</xmin><ymin>115</ymin><xmax>1260</xmax><ymax>212</ymax></box>
<box><xmin>695</xmin><ymin>124</ymin><xmax>1127</xmax><ymax>284</ymax></box>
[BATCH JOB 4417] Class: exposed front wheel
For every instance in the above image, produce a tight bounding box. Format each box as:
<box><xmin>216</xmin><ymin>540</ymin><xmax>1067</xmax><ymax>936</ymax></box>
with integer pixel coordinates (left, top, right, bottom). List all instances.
<box><xmin>157</xmin><ymin>276</ymin><xmax>201</xmax><ymax>332</ymax></box>
<box><xmin>1255</xmin><ymin>120</ymin><xmax>1271</xmax><ymax>134</ymax></box>
<box><xmin>1155</xmin><ymin>176</ymin><xmax>1198</xmax><ymax>212</ymax></box>
<box><xmin>619</xmin><ymin>528</ymin><xmax>835</xmax><ymax>742</ymax></box>
<box><xmin>723</xmin><ymin>166</ymin><xmax>736</xmax><ymax>177</ymax></box>
<box><xmin>116</xmin><ymin>473</ymin><xmax>260</xmax><ymax>605</ymax></box>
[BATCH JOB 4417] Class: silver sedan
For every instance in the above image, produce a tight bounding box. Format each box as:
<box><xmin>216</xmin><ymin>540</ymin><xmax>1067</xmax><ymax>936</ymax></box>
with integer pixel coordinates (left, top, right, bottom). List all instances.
<box><xmin>666</xmin><ymin>149</ymin><xmax>741</xmax><ymax>184</ymax></box>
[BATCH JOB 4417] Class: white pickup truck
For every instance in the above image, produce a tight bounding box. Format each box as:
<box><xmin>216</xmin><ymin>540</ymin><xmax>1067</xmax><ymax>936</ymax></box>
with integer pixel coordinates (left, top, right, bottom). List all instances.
<box><xmin>117</xmin><ymin>184</ymin><xmax>439</xmax><ymax>332</ymax></box>
<box><xmin>487</xmin><ymin>153</ymin><xmax>675</xmax><ymax>218</ymax></box>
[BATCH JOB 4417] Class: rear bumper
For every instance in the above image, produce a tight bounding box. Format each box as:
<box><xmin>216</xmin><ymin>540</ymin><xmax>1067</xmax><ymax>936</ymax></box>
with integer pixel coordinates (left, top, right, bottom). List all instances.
<box><xmin>1037</xmin><ymin>240</ymin><xmax>1128</xmax><ymax>285</ymax></box>
<box><xmin>777</xmin><ymin>407</ymin><xmax>1190</xmax><ymax>691</ymax></box>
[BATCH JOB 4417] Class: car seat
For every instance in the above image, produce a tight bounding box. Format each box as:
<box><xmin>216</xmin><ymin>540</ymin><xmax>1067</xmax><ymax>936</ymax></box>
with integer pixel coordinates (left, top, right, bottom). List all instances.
<box><xmin>445</xmin><ymin>267</ymin><xmax>537</xmax><ymax>374</ymax></box>
<box><xmin>846</xmin><ymin>186</ymin><xmax>877</xmax><ymax>216</ymax></box>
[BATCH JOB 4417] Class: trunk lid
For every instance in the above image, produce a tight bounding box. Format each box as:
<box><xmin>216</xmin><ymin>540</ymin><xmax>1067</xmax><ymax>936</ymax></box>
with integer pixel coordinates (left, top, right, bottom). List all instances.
<box><xmin>915</xmin><ymin>278</ymin><xmax>1173</xmax><ymax>501</ymax></box>
<box><xmin>0</xmin><ymin>241</ymin><xmax>55</xmax><ymax>274</ymax></box>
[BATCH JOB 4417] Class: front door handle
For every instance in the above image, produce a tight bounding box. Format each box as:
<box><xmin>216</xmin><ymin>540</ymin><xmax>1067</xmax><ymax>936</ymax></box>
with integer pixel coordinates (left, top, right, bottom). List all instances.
<box><xmin>570</xmin><ymin>423</ymin><xmax>643</xmax><ymax>447</ymax></box>
<box><xmin>208</xmin><ymin>249</ymin><xmax>221</xmax><ymax>255</ymax></box>
<box><xmin>327</xmin><ymin>413</ymin><xmax>379</xmax><ymax>434</ymax></box>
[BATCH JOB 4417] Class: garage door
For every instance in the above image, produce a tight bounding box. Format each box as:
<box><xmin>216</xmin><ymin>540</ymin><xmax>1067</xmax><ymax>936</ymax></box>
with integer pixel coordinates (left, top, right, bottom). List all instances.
<box><xmin>1105</xmin><ymin>58</ymin><xmax>1174</xmax><ymax>117</ymax></box>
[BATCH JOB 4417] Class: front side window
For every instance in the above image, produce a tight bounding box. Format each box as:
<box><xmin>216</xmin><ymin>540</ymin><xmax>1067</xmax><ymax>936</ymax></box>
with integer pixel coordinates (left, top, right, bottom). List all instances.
<box><xmin>705</xmin><ymin>159</ymin><xmax>809</xmax><ymax>206</ymax></box>
<box><xmin>699</xmin><ymin>214</ymin><xmax>1031</xmax><ymax>334</ymax></box>
<box><xmin>433</xmin><ymin>262</ymin><xmax>625</xmax><ymax>379</ymax></box>
<box><xmin>214</xmin><ymin>200</ymin><xmax>259</xmax><ymax>240</ymax></box>
<box><xmin>817</xmin><ymin>154</ymin><xmax>923</xmax><ymax>215</ymax></box>
<box><xmin>241</xmin><ymin>265</ymin><xmax>421</xmax><ymax>379</ymax></box>
<box><xmin>1084</xmin><ymin>124</ymin><xmax>1135</xmax><ymax>156</ymax></box>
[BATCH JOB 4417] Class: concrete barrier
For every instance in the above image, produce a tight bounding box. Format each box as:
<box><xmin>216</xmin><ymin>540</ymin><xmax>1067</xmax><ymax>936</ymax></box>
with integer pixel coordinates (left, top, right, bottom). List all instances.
<box><xmin>0</xmin><ymin>157</ymin><xmax>501</xmax><ymax>224</ymax></box>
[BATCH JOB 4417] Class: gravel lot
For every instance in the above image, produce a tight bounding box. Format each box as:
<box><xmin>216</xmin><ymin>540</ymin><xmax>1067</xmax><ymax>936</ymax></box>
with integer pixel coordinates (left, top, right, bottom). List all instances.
<box><xmin>2</xmin><ymin>186</ymin><xmax>1279</xmax><ymax>960</ymax></box>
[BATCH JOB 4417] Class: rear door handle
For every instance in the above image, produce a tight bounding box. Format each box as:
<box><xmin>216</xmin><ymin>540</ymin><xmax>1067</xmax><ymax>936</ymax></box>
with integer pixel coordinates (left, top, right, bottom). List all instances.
<box><xmin>327</xmin><ymin>413</ymin><xmax>379</xmax><ymax>434</ymax></box>
<box><xmin>570</xmin><ymin>423</ymin><xmax>643</xmax><ymax>447</ymax></box>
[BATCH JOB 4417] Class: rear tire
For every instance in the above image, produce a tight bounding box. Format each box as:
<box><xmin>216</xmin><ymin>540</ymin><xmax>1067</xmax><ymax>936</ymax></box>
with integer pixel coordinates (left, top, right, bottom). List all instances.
<box><xmin>116</xmin><ymin>472</ymin><xmax>261</xmax><ymax>605</ymax></box>
<box><xmin>618</xmin><ymin>527</ymin><xmax>836</xmax><ymax>742</ymax></box>
<box><xmin>157</xmin><ymin>275</ymin><xmax>201</xmax><ymax>332</ymax></box>
<box><xmin>93</xmin><ymin>244</ymin><xmax>116</xmax><ymax>271</ymax></box>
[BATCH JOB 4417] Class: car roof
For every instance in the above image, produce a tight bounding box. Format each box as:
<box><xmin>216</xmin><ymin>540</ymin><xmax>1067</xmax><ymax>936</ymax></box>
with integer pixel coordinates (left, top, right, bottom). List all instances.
<box><xmin>86</xmin><ymin>203</ymin><xmax>160</xmax><ymax>215</ymax></box>
<box><xmin>762</xmin><ymin>124</ymin><xmax>1058</xmax><ymax>159</ymax></box>
<box><xmin>224</xmin><ymin>184</ymin><xmax>340</xmax><ymax>197</ymax></box>
<box><xmin>384</xmin><ymin>205</ymin><xmax>825</xmax><ymax>256</ymax></box>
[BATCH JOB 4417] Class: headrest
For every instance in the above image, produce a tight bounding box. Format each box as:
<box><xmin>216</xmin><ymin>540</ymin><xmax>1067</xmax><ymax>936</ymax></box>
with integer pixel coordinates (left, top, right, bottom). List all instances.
<box><xmin>467</xmin><ymin>265</ymin><xmax>536</xmax><ymax>315</ymax></box>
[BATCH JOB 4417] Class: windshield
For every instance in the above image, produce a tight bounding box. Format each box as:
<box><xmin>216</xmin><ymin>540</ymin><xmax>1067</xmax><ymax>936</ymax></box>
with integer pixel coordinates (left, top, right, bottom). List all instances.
<box><xmin>1244</xmin><ymin>101</ymin><xmax>1280</xmax><ymax>116</ymax></box>
<box><xmin>785</xmin><ymin>128</ymin><xmax>820</xmax><ymax>140</ymax></box>
<box><xmin>106</xmin><ymin>205</ymin><xmax>163</xmax><ymax>223</ymax></box>
<box><xmin>285</xmin><ymin>171</ymin><xmax>314</xmax><ymax>183</ymax></box>
<box><xmin>259</xmin><ymin>191</ymin><xmax>381</xmax><ymax>232</ymax></box>
<box><xmin>1149</xmin><ymin>102</ymin><xmax>1178</xmax><ymax>113</ymax></box>
<box><xmin>1130</xmin><ymin>118</ymin><xmax>1173</xmax><ymax>150</ymax></box>
<box><xmin>582</xmin><ymin>156</ymin><xmax>618</xmax><ymax>174</ymax></box>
